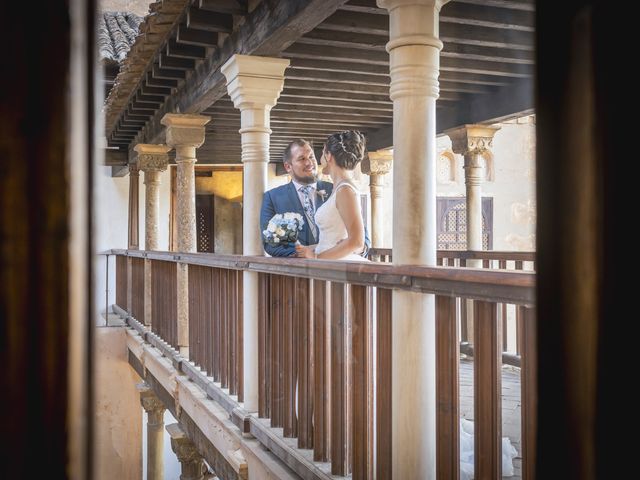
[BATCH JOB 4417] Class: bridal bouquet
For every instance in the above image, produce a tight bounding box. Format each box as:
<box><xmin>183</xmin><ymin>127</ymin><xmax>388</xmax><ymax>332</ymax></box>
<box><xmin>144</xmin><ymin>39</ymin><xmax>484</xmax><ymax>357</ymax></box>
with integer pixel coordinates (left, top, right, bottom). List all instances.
<box><xmin>263</xmin><ymin>212</ymin><xmax>305</xmax><ymax>246</ymax></box>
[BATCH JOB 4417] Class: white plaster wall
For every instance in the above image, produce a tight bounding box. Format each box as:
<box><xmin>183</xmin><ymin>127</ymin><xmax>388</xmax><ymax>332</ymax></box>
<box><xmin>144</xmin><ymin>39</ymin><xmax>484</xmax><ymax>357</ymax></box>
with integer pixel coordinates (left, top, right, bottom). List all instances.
<box><xmin>94</xmin><ymin>327</ymin><xmax>143</xmax><ymax>480</ymax></box>
<box><xmin>94</xmin><ymin>165</ymin><xmax>129</xmax><ymax>320</ymax></box>
<box><xmin>433</xmin><ymin>118</ymin><xmax>536</xmax><ymax>251</ymax></box>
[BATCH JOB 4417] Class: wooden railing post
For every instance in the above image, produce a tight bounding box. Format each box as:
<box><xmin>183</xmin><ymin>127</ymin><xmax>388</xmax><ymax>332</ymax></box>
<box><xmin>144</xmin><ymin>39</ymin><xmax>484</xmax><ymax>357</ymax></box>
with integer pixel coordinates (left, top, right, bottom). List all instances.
<box><xmin>436</xmin><ymin>295</ymin><xmax>460</xmax><ymax>480</ymax></box>
<box><xmin>519</xmin><ymin>306</ymin><xmax>537</xmax><ymax>480</ymax></box>
<box><xmin>351</xmin><ymin>285</ymin><xmax>373</xmax><ymax>479</ymax></box>
<box><xmin>474</xmin><ymin>301</ymin><xmax>502</xmax><ymax>479</ymax></box>
<box><xmin>313</xmin><ymin>280</ymin><xmax>330</xmax><ymax>462</ymax></box>
<box><xmin>297</xmin><ymin>278</ymin><xmax>313</xmax><ymax>449</ymax></box>
<box><xmin>330</xmin><ymin>282</ymin><xmax>350</xmax><ymax>476</ymax></box>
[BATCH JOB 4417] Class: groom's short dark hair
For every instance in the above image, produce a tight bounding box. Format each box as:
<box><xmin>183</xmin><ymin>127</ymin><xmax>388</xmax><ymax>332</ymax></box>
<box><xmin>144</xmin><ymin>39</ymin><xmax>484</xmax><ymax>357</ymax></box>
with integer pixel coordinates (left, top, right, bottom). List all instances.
<box><xmin>283</xmin><ymin>139</ymin><xmax>312</xmax><ymax>164</ymax></box>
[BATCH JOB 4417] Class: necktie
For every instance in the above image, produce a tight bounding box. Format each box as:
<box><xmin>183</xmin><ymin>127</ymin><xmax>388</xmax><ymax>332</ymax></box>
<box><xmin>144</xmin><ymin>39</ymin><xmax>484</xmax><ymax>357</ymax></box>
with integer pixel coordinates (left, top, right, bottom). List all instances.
<box><xmin>299</xmin><ymin>185</ymin><xmax>317</xmax><ymax>239</ymax></box>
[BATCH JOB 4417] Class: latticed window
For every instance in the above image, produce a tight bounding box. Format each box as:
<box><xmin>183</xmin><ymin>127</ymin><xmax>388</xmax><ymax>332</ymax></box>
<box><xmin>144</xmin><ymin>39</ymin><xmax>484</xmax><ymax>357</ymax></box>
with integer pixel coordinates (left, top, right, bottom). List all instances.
<box><xmin>196</xmin><ymin>194</ymin><xmax>214</xmax><ymax>253</ymax></box>
<box><xmin>437</xmin><ymin>197</ymin><xmax>493</xmax><ymax>250</ymax></box>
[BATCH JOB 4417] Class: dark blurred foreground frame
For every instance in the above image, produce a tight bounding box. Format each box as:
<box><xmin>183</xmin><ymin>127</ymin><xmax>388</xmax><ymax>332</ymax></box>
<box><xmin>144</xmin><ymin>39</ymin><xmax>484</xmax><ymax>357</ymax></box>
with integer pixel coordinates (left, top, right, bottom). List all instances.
<box><xmin>0</xmin><ymin>0</ymin><xmax>95</xmax><ymax>478</ymax></box>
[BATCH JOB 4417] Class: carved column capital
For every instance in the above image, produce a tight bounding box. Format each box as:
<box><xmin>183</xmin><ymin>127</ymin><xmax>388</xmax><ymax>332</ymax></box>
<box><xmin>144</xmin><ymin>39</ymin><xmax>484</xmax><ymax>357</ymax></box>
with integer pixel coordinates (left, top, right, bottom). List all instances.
<box><xmin>445</xmin><ymin>124</ymin><xmax>501</xmax><ymax>159</ymax></box>
<box><xmin>137</xmin><ymin>384</ymin><xmax>165</xmax><ymax>413</ymax></box>
<box><xmin>221</xmin><ymin>54</ymin><xmax>289</xmax><ymax>112</ymax></box>
<box><xmin>167</xmin><ymin>423</ymin><xmax>206</xmax><ymax>480</ymax></box>
<box><xmin>135</xmin><ymin>144</ymin><xmax>171</xmax><ymax>173</ymax></box>
<box><xmin>362</xmin><ymin>149</ymin><xmax>393</xmax><ymax>176</ymax></box>
<box><xmin>129</xmin><ymin>162</ymin><xmax>140</xmax><ymax>176</ymax></box>
<box><xmin>161</xmin><ymin>114</ymin><xmax>210</xmax><ymax>150</ymax></box>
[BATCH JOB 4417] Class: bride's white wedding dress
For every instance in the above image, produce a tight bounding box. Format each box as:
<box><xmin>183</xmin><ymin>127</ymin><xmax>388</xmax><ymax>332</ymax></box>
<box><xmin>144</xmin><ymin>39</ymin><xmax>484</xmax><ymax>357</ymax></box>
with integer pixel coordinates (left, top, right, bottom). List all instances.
<box><xmin>460</xmin><ymin>418</ymin><xmax>519</xmax><ymax>479</ymax></box>
<box><xmin>314</xmin><ymin>182</ymin><xmax>368</xmax><ymax>261</ymax></box>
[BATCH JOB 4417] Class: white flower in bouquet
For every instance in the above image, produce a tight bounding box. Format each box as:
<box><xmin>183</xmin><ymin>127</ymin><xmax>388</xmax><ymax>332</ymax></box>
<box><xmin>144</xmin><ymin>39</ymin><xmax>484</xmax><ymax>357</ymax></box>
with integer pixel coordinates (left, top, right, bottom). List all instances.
<box><xmin>263</xmin><ymin>212</ymin><xmax>305</xmax><ymax>246</ymax></box>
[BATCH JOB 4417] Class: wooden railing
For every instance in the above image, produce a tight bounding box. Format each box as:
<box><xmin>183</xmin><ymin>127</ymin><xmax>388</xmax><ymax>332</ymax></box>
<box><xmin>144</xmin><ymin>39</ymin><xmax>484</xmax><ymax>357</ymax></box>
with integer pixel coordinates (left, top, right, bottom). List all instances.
<box><xmin>112</xmin><ymin>249</ymin><xmax>536</xmax><ymax>479</ymax></box>
<box><xmin>368</xmin><ymin>248</ymin><xmax>536</xmax><ymax>364</ymax></box>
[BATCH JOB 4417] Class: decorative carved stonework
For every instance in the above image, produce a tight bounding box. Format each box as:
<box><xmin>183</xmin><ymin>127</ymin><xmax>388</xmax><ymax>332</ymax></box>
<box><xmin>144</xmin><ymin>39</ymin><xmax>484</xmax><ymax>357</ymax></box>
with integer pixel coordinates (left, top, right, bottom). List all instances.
<box><xmin>137</xmin><ymin>383</ymin><xmax>165</xmax><ymax>414</ymax></box>
<box><xmin>221</xmin><ymin>54</ymin><xmax>290</xmax><ymax>111</ymax></box>
<box><xmin>362</xmin><ymin>149</ymin><xmax>393</xmax><ymax>176</ymax></box>
<box><xmin>134</xmin><ymin>144</ymin><xmax>171</xmax><ymax>173</ymax></box>
<box><xmin>445</xmin><ymin>124</ymin><xmax>501</xmax><ymax>158</ymax></box>
<box><xmin>161</xmin><ymin>114</ymin><xmax>210</xmax><ymax>149</ymax></box>
<box><xmin>167</xmin><ymin>423</ymin><xmax>206</xmax><ymax>480</ymax></box>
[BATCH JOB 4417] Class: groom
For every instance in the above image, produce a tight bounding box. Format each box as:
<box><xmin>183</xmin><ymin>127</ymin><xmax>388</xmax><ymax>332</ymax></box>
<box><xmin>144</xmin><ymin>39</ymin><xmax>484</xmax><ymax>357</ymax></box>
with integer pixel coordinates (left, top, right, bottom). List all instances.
<box><xmin>260</xmin><ymin>139</ymin><xmax>369</xmax><ymax>257</ymax></box>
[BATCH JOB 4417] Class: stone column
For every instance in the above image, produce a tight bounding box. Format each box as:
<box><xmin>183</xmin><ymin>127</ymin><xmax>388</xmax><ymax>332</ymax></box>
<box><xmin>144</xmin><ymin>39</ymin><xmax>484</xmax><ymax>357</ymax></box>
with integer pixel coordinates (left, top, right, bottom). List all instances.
<box><xmin>135</xmin><ymin>144</ymin><xmax>171</xmax><ymax>326</ymax></box>
<box><xmin>446</xmin><ymin>125</ymin><xmax>500</xmax><ymax>262</ymax></box>
<box><xmin>377</xmin><ymin>1</ymin><xmax>448</xmax><ymax>477</ymax></box>
<box><xmin>161</xmin><ymin>114</ymin><xmax>210</xmax><ymax>357</ymax></box>
<box><xmin>138</xmin><ymin>384</ymin><xmax>166</xmax><ymax>480</ymax></box>
<box><xmin>221</xmin><ymin>54</ymin><xmax>289</xmax><ymax>412</ymax></box>
<box><xmin>167</xmin><ymin>424</ymin><xmax>206</xmax><ymax>480</ymax></box>
<box><xmin>362</xmin><ymin>149</ymin><xmax>393</xmax><ymax>248</ymax></box>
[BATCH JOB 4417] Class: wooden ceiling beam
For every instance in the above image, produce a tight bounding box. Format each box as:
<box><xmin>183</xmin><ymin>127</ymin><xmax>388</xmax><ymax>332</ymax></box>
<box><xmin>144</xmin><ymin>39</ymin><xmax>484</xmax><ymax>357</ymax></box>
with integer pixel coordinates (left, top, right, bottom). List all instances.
<box><xmin>139</xmin><ymin>0</ymin><xmax>351</xmax><ymax>145</ymax></box>
<box><xmin>280</xmin><ymin>87</ymin><xmax>391</xmax><ymax>104</ymax></box>
<box><xmin>198</xmin><ymin>0</ymin><xmax>247</xmax><ymax>16</ymax></box>
<box><xmin>187</xmin><ymin>8</ymin><xmax>234</xmax><ymax>33</ymax></box>
<box><xmin>159</xmin><ymin>53</ymin><xmax>195</xmax><ymax>70</ymax></box>
<box><xmin>166</xmin><ymin>39</ymin><xmax>207</xmax><ymax>59</ymax></box>
<box><xmin>176</xmin><ymin>24</ymin><xmax>219</xmax><ymax>47</ymax></box>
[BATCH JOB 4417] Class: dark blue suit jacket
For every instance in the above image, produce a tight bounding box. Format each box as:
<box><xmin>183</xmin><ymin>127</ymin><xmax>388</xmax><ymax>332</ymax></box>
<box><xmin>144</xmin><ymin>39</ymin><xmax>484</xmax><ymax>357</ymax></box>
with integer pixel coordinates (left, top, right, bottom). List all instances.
<box><xmin>260</xmin><ymin>181</ymin><xmax>333</xmax><ymax>257</ymax></box>
<box><xmin>260</xmin><ymin>180</ymin><xmax>370</xmax><ymax>257</ymax></box>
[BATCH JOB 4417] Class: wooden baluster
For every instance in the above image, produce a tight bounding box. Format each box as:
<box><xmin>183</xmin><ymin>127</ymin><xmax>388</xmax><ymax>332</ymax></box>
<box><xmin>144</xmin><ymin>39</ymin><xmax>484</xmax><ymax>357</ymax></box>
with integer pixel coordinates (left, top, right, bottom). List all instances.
<box><xmin>188</xmin><ymin>266</ymin><xmax>197</xmax><ymax>367</ymax></box>
<box><xmin>116</xmin><ymin>256</ymin><xmax>127</xmax><ymax>309</ymax></box>
<box><xmin>351</xmin><ymin>285</ymin><xmax>372</xmax><ymax>479</ymax></box>
<box><xmin>205</xmin><ymin>267</ymin><xmax>214</xmax><ymax>376</ymax></box>
<box><xmin>220</xmin><ymin>269</ymin><xmax>229</xmax><ymax>388</ymax></box>
<box><xmin>313</xmin><ymin>280</ymin><xmax>330</xmax><ymax>462</ymax></box>
<box><xmin>297</xmin><ymin>277</ymin><xmax>313</xmax><ymax>449</ymax></box>
<box><xmin>283</xmin><ymin>276</ymin><xmax>298</xmax><ymax>437</ymax></box>
<box><xmin>229</xmin><ymin>269</ymin><xmax>238</xmax><ymax>396</ymax></box>
<box><xmin>474</xmin><ymin>300</ymin><xmax>502</xmax><ymax>479</ymax></box>
<box><xmin>376</xmin><ymin>288</ymin><xmax>392</xmax><ymax>480</ymax></box>
<box><xmin>515</xmin><ymin>260</ymin><xmax>524</xmax><ymax>356</ymax></box>
<box><xmin>258</xmin><ymin>273</ymin><xmax>270</xmax><ymax>417</ymax></box>
<box><xmin>331</xmin><ymin>282</ymin><xmax>350</xmax><ymax>476</ymax></box>
<box><xmin>237</xmin><ymin>271</ymin><xmax>244</xmax><ymax>402</ymax></box>
<box><xmin>436</xmin><ymin>295</ymin><xmax>460</xmax><ymax>480</ymax></box>
<box><xmin>483</xmin><ymin>258</ymin><xmax>490</xmax><ymax>268</ymax></box>
<box><xmin>271</xmin><ymin>275</ymin><xmax>282</xmax><ymax>427</ymax></box>
<box><xmin>499</xmin><ymin>260</ymin><xmax>508</xmax><ymax>352</ymax></box>
<box><xmin>212</xmin><ymin>268</ymin><xmax>221</xmax><ymax>383</ymax></box>
<box><xmin>519</xmin><ymin>306</ymin><xmax>537</xmax><ymax>480</ymax></box>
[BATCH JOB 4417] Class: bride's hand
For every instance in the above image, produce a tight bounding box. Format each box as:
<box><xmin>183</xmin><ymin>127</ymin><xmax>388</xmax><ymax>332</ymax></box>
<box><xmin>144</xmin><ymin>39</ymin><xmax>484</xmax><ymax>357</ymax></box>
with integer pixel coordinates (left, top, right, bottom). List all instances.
<box><xmin>295</xmin><ymin>244</ymin><xmax>316</xmax><ymax>259</ymax></box>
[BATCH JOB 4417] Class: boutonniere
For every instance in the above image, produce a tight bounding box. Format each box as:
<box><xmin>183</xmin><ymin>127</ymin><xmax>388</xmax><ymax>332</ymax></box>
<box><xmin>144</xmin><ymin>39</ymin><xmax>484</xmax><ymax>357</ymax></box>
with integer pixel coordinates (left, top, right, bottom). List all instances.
<box><xmin>317</xmin><ymin>189</ymin><xmax>328</xmax><ymax>201</ymax></box>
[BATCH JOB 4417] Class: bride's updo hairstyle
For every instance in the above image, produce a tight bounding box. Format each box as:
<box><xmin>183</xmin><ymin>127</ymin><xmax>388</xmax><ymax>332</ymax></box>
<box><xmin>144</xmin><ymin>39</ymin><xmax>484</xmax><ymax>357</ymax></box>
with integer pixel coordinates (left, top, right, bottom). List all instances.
<box><xmin>325</xmin><ymin>130</ymin><xmax>366</xmax><ymax>170</ymax></box>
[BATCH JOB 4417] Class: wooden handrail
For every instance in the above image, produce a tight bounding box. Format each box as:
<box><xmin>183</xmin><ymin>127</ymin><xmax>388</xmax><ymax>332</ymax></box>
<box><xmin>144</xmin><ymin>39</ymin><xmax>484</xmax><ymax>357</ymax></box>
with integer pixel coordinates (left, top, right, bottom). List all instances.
<box><xmin>110</xmin><ymin>249</ymin><xmax>535</xmax><ymax>305</ymax></box>
<box><xmin>369</xmin><ymin>247</ymin><xmax>536</xmax><ymax>262</ymax></box>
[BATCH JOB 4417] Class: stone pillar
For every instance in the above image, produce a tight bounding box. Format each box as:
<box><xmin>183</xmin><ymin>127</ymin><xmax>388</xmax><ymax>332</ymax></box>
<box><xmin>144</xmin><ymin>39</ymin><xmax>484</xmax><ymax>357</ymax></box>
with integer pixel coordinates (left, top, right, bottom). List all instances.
<box><xmin>221</xmin><ymin>54</ymin><xmax>289</xmax><ymax>412</ymax></box>
<box><xmin>161</xmin><ymin>114</ymin><xmax>210</xmax><ymax>357</ymax></box>
<box><xmin>377</xmin><ymin>0</ymin><xmax>447</xmax><ymax>477</ymax></box>
<box><xmin>128</xmin><ymin>163</ymin><xmax>140</xmax><ymax>250</ymax></box>
<box><xmin>138</xmin><ymin>384</ymin><xmax>166</xmax><ymax>480</ymax></box>
<box><xmin>135</xmin><ymin>144</ymin><xmax>171</xmax><ymax>326</ymax></box>
<box><xmin>362</xmin><ymin>149</ymin><xmax>393</xmax><ymax>248</ymax></box>
<box><xmin>167</xmin><ymin>424</ymin><xmax>206</xmax><ymax>480</ymax></box>
<box><xmin>446</xmin><ymin>125</ymin><xmax>500</xmax><ymax>263</ymax></box>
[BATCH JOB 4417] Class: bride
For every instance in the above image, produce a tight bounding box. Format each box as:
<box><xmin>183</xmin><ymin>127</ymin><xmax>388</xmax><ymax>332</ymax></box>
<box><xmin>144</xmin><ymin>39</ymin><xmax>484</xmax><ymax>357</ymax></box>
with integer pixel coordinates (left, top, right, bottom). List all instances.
<box><xmin>295</xmin><ymin>130</ymin><xmax>367</xmax><ymax>261</ymax></box>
